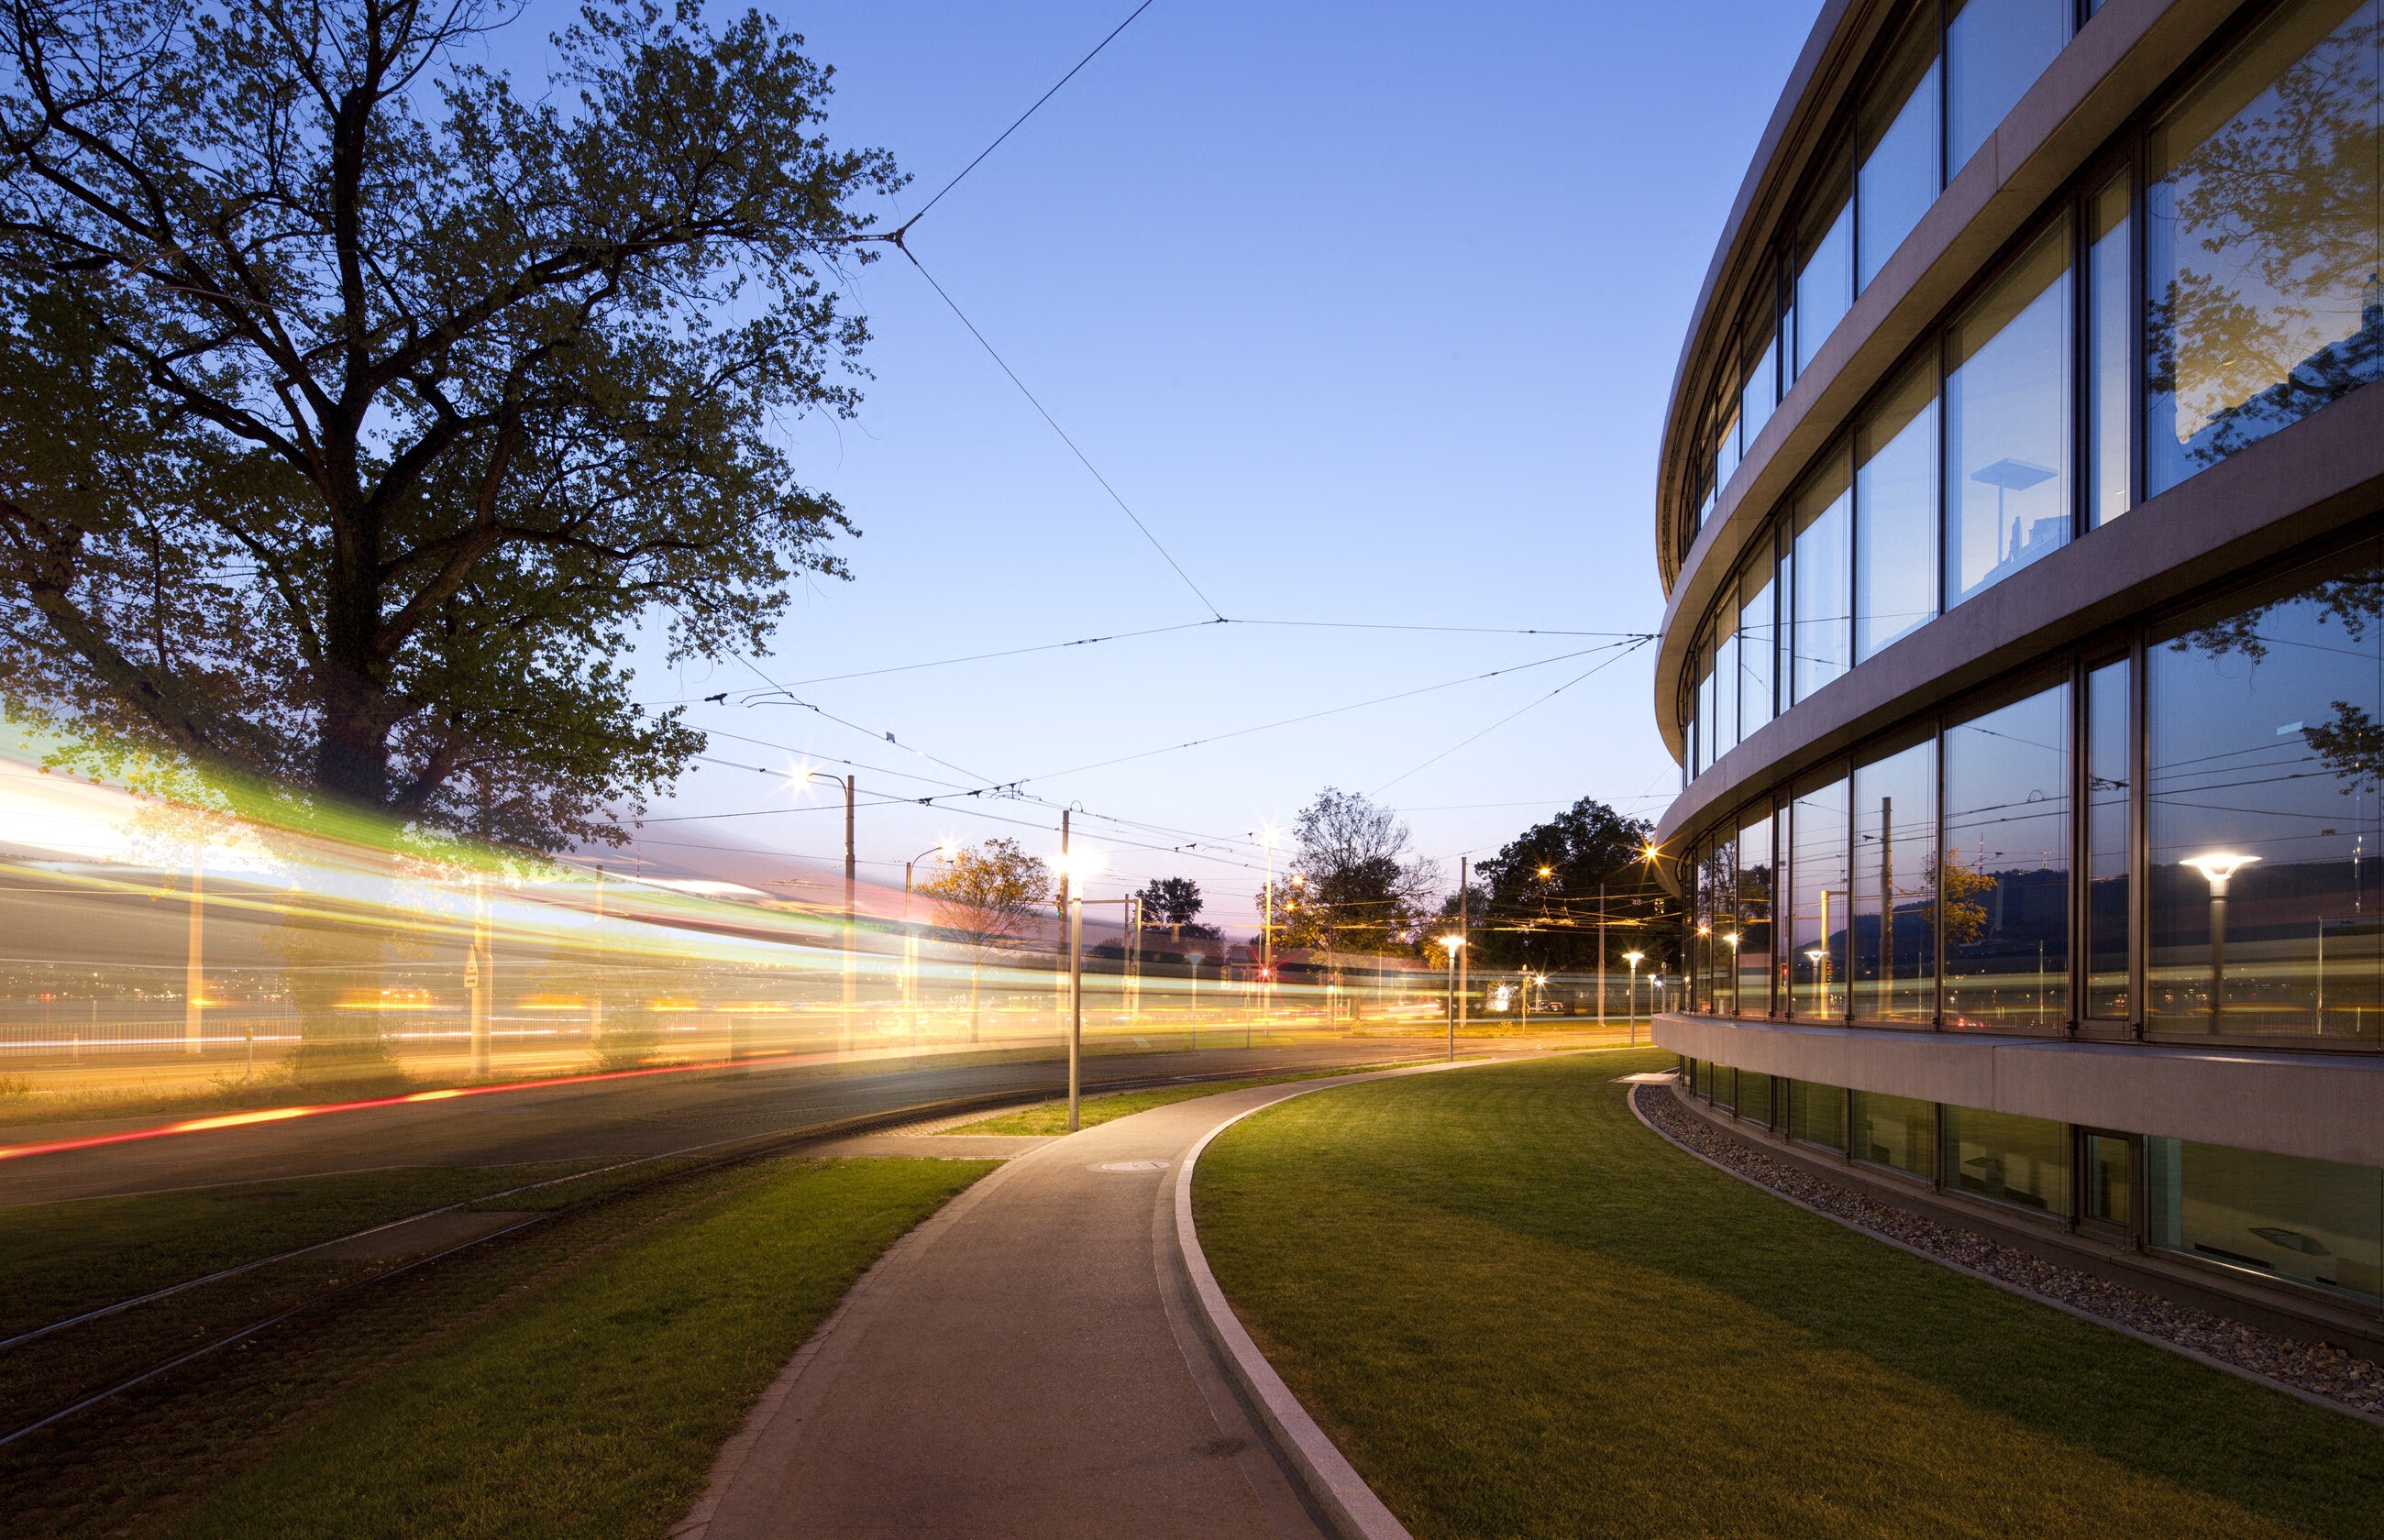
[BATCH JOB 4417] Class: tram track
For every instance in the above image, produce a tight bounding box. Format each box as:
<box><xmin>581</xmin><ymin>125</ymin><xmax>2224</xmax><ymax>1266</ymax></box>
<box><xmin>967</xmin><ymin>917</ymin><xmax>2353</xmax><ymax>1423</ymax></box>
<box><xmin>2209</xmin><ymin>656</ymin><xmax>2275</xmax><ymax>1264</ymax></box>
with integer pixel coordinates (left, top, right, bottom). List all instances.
<box><xmin>0</xmin><ymin>1055</ymin><xmax>1335</xmax><ymax>1448</ymax></box>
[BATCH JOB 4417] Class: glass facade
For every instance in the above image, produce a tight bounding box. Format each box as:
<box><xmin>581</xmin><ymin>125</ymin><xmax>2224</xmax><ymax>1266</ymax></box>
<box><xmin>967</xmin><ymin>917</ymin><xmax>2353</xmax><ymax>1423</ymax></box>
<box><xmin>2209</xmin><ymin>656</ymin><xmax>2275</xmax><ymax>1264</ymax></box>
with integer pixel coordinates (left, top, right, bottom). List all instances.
<box><xmin>2148</xmin><ymin>1136</ymin><xmax>2384</xmax><ymax>1304</ymax></box>
<box><xmin>2085</xmin><ymin>659</ymin><xmax>2132</xmax><ymax>1019</ymax></box>
<box><xmin>1851</xmin><ymin>1088</ymin><xmax>1937</xmax><ymax>1179</ymax></box>
<box><xmin>1791</xmin><ymin>455</ymin><xmax>1852</xmax><ymax>704</ymax></box>
<box><xmin>1790</xmin><ymin>772</ymin><xmax>1850</xmax><ymax>1019</ymax></box>
<box><xmin>1946</xmin><ymin>0</ymin><xmax>2073</xmax><ymax>177</ymax></box>
<box><xmin>1945</xmin><ymin>220</ymin><xmax>2072</xmax><ymax>609</ymax></box>
<box><xmin>2147</xmin><ymin>537</ymin><xmax>2384</xmax><ymax>1044</ymax></box>
<box><xmin>2145</xmin><ymin>0</ymin><xmax>2383</xmax><ymax>496</ymax></box>
<box><xmin>1854</xmin><ymin>364</ymin><xmax>1938</xmax><ymax>663</ymax></box>
<box><xmin>1737</xmin><ymin>808</ymin><xmax>1776</xmax><ymax>1013</ymax></box>
<box><xmin>1676</xmin><ymin>0</ymin><xmax>2384</xmax><ymax>792</ymax></box>
<box><xmin>1943</xmin><ymin>1105</ymin><xmax>2071</xmax><ymax>1213</ymax></box>
<box><xmin>1851</xmin><ymin>737</ymin><xmax>1936</xmax><ymax>1023</ymax></box>
<box><xmin>1788</xmin><ymin>1078</ymin><xmax>1849</xmax><ymax>1152</ymax></box>
<box><xmin>1678</xmin><ymin>1063</ymin><xmax>2384</xmax><ymax>1314</ymax></box>
<box><xmin>1738</xmin><ymin>546</ymin><xmax>1777</xmax><ymax>743</ymax></box>
<box><xmin>1859</xmin><ymin>21</ymin><xmax>1941</xmax><ymax>292</ymax></box>
<box><xmin>1941</xmin><ymin>682</ymin><xmax>2070</xmax><ymax>1029</ymax></box>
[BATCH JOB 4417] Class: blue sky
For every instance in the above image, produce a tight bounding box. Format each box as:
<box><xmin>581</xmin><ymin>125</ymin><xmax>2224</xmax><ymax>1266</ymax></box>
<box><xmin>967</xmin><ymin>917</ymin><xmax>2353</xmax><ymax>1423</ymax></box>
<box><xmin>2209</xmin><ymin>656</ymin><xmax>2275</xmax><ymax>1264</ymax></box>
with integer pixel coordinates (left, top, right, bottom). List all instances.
<box><xmin>592</xmin><ymin>0</ymin><xmax>1824</xmax><ymax>921</ymax></box>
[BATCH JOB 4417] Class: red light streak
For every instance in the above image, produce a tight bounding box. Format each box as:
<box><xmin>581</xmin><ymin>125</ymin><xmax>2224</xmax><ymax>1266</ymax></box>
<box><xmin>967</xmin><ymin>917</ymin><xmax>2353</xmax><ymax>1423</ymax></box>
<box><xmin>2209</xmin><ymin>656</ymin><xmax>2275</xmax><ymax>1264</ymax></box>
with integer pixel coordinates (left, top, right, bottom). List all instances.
<box><xmin>0</xmin><ymin>1049</ymin><xmax>839</xmax><ymax>1164</ymax></box>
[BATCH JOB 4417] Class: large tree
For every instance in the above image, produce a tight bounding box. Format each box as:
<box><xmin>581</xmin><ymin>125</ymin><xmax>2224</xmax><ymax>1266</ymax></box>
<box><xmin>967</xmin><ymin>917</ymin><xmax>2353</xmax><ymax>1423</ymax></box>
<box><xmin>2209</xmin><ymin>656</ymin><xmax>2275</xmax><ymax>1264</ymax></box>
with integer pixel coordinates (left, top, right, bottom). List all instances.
<box><xmin>1268</xmin><ymin>786</ymin><xmax>1438</xmax><ymax>956</ymax></box>
<box><xmin>1467</xmin><ymin>796</ymin><xmax>1671</xmax><ymax>972</ymax></box>
<box><xmin>0</xmin><ymin>0</ymin><xmax>897</xmax><ymax>848</ymax></box>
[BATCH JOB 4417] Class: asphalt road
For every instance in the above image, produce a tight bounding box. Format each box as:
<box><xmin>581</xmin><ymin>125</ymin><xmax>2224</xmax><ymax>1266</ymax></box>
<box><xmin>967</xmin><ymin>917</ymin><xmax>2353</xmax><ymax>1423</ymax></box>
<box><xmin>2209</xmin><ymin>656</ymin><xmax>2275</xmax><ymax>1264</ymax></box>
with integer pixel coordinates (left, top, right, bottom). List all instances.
<box><xmin>0</xmin><ymin>1037</ymin><xmax>1441</xmax><ymax>1207</ymax></box>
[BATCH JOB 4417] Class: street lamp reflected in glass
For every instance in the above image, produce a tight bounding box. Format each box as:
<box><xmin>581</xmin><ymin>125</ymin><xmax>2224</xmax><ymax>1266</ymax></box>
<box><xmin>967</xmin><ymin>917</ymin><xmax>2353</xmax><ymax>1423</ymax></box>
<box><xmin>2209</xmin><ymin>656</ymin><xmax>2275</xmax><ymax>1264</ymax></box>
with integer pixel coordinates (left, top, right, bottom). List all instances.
<box><xmin>2182</xmin><ymin>852</ymin><xmax>2258</xmax><ymax>1033</ymax></box>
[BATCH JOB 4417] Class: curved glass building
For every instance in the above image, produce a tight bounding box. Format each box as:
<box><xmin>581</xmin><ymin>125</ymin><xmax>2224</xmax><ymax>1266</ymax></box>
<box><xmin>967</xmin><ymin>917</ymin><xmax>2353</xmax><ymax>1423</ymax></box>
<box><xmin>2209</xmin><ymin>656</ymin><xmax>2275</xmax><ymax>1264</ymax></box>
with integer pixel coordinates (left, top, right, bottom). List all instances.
<box><xmin>1651</xmin><ymin>0</ymin><xmax>2383</xmax><ymax>1339</ymax></box>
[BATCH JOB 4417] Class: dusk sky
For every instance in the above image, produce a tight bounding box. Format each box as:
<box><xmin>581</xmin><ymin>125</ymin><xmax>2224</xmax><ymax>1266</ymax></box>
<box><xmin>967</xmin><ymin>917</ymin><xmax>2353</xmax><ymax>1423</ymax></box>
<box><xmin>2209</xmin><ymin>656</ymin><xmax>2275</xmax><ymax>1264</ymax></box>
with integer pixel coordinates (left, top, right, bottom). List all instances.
<box><xmin>592</xmin><ymin>0</ymin><xmax>1827</xmax><ymax>920</ymax></box>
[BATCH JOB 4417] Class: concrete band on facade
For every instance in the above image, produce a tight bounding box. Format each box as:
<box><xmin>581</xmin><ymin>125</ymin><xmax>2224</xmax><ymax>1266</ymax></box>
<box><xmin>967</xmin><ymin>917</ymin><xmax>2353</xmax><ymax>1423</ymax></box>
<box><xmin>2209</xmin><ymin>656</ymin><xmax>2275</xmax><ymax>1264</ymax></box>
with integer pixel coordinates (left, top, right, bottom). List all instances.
<box><xmin>1653</xmin><ymin>380</ymin><xmax>2384</xmax><ymax>852</ymax></box>
<box><xmin>1653</xmin><ymin>1013</ymin><xmax>2384</xmax><ymax>1170</ymax></box>
<box><xmin>1652</xmin><ymin>0</ymin><xmax>2251</xmax><ymax>752</ymax></box>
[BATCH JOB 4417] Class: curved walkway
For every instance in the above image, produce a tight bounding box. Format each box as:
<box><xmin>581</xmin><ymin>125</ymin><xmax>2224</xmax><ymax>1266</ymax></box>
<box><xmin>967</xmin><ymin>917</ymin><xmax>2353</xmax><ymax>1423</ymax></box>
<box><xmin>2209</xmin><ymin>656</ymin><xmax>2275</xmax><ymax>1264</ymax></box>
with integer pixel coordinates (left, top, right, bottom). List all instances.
<box><xmin>674</xmin><ymin>1062</ymin><xmax>1490</xmax><ymax>1539</ymax></box>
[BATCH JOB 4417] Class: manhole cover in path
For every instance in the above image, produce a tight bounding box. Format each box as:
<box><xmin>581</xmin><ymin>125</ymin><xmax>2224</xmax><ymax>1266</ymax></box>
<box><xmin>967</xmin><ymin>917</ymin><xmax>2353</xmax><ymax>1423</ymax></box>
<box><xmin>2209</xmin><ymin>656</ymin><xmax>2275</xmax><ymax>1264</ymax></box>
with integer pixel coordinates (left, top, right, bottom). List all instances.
<box><xmin>1092</xmin><ymin>1160</ymin><xmax>1170</xmax><ymax>1172</ymax></box>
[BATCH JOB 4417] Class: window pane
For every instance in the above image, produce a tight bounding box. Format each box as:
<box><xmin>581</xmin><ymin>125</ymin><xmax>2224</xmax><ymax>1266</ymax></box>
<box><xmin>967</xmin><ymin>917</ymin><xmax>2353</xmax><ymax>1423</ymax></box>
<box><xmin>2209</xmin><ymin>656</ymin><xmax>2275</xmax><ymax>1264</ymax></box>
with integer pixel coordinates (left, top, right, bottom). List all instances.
<box><xmin>1738</xmin><ymin>550</ymin><xmax>1777</xmax><ymax>742</ymax></box>
<box><xmin>1796</xmin><ymin>200</ymin><xmax>1855</xmax><ymax>376</ymax></box>
<box><xmin>1789</xmin><ymin>1080</ymin><xmax>1849</xmax><ymax>1152</ymax></box>
<box><xmin>1710</xmin><ymin>1061</ymin><xmax>1738</xmax><ymax>1113</ymax></box>
<box><xmin>1737</xmin><ymin>808</ymin><xmax>1776</xmax><ymax>1014</ymax></box>
<box><xmin>1738</xmin><ymin>1069</ymin><xmax>1773</xmax><ymax>1127</ymax></box>
<box><xmin>1713</xmin><ymin>599</ymin><xmax>1739</xmax><ymax>763</ymax></box>
<box><xmin>1852</xmin><ymin>738</ymin><xmax>1937</xmax><ymax>1023</ymax></box>
<box><xmin>1946</xmin><ymin>221</ymin><xmax>2072</xmax><ymax>609</ymax></box>
<box><xmin>1690</xmin><ymin>636</ymin><xmax>1716</xmax><ymax>778</ymax></box>
<box><xmin>1742</xmin><ymin>326</ymin><xmax>1780</xmax><ymax>446</ymax></box>
<box><xmin>1854</xmin><ymin>363</ymin><xmax>1940</xmax><ymax>662</ymax></box>
<box><xmin>1790</xmin><ymin>773</ymin><xmax>1850</xmax><ymax>1018</ymax></box>
<box><xmin>1792</xmin><ymin>453</ymin><xmax>1853</xmax><ymax>702</ymax></box>
<box><xmin>1943</xmin><ymin>1106</ymin><xmax>2071</xmax><ymax>1215</ymax></box>
<box><xmin>1858</xmin><ymin>31</ymin><xmax>1941</xmax><ymax>291</ymax></box>
<box><xmin>2147</xmin><ymin>538</ymin><xmax>2384</xmax><ymax>1042</ymax></box>
<box><xmin>1851</xmin><ymin>1089</ymin><xmax>1937</xmax><ymax>1180</ymax></box>
<box><xmin>2086</xmin><ymin>660</ymin><xmax>2132</xmax><ymax>1018</ymax></box>
<box><xmin>1700</xmin><ymin>836</ymin><xmax>1738</xmax><ymax>1015</ymax></box>
<box><xmin>2082</xmin><ymin>1132</ymin><xmax>2136</xmax><ymax>1226</ymax></box>
<box><xmin>1943</xmin><ymin>683</ymin><xmax>2072</xmax><ymax>1029</ymax></box>
<box><xmin>2148</xmin><ymin>1136</ymin><xmax>2384</xmax><ymax>1304</ymax></box>
<box><xmin>1946</xmin><ymin>0</ymin><xmax>2072</xmax><ymax>176</ymax></box>
<box><xmin>1716</xmin><ymin>404</ymin><xmax>1741</xmax><ymax>494</ymax></box>
<box><xmin>2145</xmin><ymin>0</ymin><xmax>2384</xmax><ymax>495</ymax></box>
<box><xmin>2087</xmin><ymin>174</ymin><xmax>2133</xmax><ymax>528</ymax></box>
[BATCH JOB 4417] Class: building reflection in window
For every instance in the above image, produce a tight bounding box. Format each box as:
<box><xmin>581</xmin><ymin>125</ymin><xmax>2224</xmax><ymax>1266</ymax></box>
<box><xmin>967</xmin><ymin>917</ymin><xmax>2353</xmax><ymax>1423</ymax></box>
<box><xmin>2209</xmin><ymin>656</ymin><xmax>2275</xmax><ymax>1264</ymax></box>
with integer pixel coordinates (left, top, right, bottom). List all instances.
<box><xmin>2148</xmin><ymin>1135</ymin><xmax>2384</xmax><ymax>1302</ymax></box>
<box><xmin>1737</xmin><ymin>808</ymin><xmax>1775</xmax><ymax>1014</ymax></box>
<box><xmin>1852</xmin><ymin>735</ymin><xmax>1937</xmax><ymax>1023</ymax></box>
<box><xmin>1946</xmin><ymin>0</ymin><xmax>2073</xmax><ymax>179</ymax></box>
<box><xmin>2146</xmin><ymin>0</ymin><xmax>2383</xmax><ymax>496</ymax></box>
<box><xmin>1942</xmin><ymin>1105</ymin><xmax>2071</xmax><ymax>1213</ymax></box>
<box><xmin>1945</xmin><ymin>219</ymin><xmax>2072</xmax><ymax>609</ymax></box>
<box><xmin>2085</xmin><ymin>660</ymin><xmax>2133</xmax><ymax>1019</ymax></box>
<box><xmin>2147</xmin><ymin>537</ymin><xmax>2382</xmax><ymax>1042</ymax></box>
<box><xmin>1792</xmin><ymin>453</ymin><xmax>1853</xmax><ymax>703</ymax></box>
<box><xmin>1851</xmin><ymin>1088</ymin><xmax>1937</xmax><ymax>1179</ymax></box>
<box><xmin>1790</xmin><ymin>771</ymin><xmax>1850</xmax><ymax>1019</ymax></box>
<box><xmin>1942</xmin><ymin>681</ymin><xmax>2071</xmax><ymax>1030</ymax></box>
<box><xmin>1855</xmin><ymin>363</ymin><xmax>1939</xmax><ymax>663</ymax></box>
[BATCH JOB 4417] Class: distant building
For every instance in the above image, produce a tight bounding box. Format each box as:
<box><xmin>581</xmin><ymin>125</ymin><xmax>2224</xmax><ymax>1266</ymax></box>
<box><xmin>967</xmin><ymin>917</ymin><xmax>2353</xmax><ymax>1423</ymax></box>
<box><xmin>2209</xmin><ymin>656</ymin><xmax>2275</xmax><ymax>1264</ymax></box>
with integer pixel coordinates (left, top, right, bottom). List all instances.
<box><xmin>1650</xmin><ymin>0</ymin><xmax>2383</xmax><ymax>1339</ymax></box>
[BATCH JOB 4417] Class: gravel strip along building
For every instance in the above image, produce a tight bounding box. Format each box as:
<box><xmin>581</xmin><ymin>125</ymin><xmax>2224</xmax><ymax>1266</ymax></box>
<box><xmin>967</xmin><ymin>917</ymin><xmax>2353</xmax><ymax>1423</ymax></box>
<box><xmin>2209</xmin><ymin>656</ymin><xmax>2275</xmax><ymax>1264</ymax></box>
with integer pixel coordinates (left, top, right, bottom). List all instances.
<box><xmin>1649</xmin><ymin>0</ymin><xmax>2384</xmax><ymax>1353</ymax></box>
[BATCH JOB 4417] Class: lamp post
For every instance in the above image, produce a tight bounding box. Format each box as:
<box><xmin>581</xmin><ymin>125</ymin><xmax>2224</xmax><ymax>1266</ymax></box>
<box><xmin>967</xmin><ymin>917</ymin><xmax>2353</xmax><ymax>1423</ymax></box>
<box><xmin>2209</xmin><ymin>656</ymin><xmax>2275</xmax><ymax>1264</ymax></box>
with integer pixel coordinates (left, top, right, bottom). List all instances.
<box><xmin>1185</xmin><ymin>952</ymin><xmax>1204</xmax><ymax>1052</ymax></box>
<box><xmin>903</xmin><ymin>842</ymin><xmax>955</xmax><ymax>1050</ymax></box>
<box><xmin>1623</xmin><ymin>951</ymin><xmax>1644</xmax><ymax>1046</ymax></box>
<box><xmin>1438</xmin><ymin>934</ymin><xmax>1464</xmax><ymax>1062</ymax></box>
<box><xmin>1054</xmin><ymin>846</ymin><xmax>1105</xmax><ymax>1132</ymax></box>
<box><xmin>2182</xmin><ymin>853</ymin><xmax>2258</xmax><ymax>1034</ymax></box>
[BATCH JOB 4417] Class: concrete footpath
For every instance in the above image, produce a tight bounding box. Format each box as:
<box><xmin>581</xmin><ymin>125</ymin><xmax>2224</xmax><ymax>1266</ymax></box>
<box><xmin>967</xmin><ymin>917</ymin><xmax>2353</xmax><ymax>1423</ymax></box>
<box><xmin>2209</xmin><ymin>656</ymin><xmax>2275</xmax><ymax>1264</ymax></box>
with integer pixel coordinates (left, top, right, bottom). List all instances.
<box><xmin>674</xmin><ymin>1067</ymin><xmax>1462</xmax><ymax>1539</ymax></box>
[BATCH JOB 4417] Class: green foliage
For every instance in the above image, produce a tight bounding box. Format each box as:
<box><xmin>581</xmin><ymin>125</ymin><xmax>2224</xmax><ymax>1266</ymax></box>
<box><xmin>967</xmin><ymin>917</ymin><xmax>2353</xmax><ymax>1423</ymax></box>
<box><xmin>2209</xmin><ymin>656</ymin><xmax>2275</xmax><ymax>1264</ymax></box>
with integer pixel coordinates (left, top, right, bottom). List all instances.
<box><xmin>0</xmin><ymin>0</ymin><xmax>899</xmax><ymax>848</ymax></box>
<box><xmin>1462</xmin><ymin>796</ymin><xmax>1673</xmax><ymax>971</ymax></box>
<box><xmin>1267</xmin><ymin>787</ymin><xmax>1438</xmax><ymax>956</ymax></box>
<box><xmin>918</xmin><ymin>837</ymin><xmax>1052</xmax><ymax>954</ymax></box>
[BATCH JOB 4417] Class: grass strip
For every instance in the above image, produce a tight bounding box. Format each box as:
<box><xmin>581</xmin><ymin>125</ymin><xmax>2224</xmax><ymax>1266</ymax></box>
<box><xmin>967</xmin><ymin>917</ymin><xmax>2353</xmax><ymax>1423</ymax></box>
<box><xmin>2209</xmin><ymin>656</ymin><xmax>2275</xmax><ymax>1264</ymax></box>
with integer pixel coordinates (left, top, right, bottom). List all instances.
<box><xmin>167</xmin><ymin>1155</ymin><xmax>992</xmax><ymax>1540</ymax></box>
<box><xmin>1194</xmin><ymin>1051</ymin><xmax>2384</xmax><ymax>1540</ymax></box>
<box><xmin>0</xmin><ymin>1163</ymin><xmax>612</xmax><ymax>1340</ymax></box>
<box><xmin>940</xmin><ymin>1058</ymin><xmax>1461</xmax><ymax>1136</ymax></box>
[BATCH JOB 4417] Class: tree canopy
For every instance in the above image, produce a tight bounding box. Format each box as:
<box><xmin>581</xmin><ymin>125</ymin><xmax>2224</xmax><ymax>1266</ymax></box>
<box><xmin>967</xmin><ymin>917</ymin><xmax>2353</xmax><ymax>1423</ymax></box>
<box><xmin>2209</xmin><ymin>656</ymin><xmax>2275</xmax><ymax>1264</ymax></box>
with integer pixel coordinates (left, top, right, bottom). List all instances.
<box><xmin>918</xmin><ymin>838</ymin><xmax>1051</xmax><ymax>953</ymax></box>
<box><xmin>1462</xmin><ymin>796</ymin><xmax>1672</xmax><ymax>971</ymax></box>
<box><xmin>0</xmin><ymin>0</ymin><xmax>898</xmax><ymax>848</ymax></box>
<box><xmin>1268</xmin><ymin>786</ymin><xmax>1438</xmax><ymax>956</ymax></box>
<box><xmin>1131</xmin><ymin>875</ymin><xmax>1203</xmax><ymax>928</ymax></box>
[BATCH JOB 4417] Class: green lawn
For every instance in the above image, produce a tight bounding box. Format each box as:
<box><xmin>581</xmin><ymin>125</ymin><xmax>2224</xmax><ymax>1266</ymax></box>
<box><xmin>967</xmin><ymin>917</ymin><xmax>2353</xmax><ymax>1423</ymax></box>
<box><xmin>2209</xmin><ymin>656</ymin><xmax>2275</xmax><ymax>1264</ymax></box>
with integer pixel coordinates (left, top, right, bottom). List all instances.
<box><xmin>0</xmin><ymin>1162</ymin><xmax>609</xmax><ymax>1339</ymax></box>
<box><xmin>1194</xmin><ymin>1051</ymin><xmax>2384</xmax><ymax>1540</ymax></box>
<box><xmin>941</xmin><ymin>1058</ymin><xmax>1457</xmax><ymax>1136</ymax></box>
<box><xmin>167</xmin><ymin>1155</ymin><xmax>992</xmax><ymax>1540</ymax></box>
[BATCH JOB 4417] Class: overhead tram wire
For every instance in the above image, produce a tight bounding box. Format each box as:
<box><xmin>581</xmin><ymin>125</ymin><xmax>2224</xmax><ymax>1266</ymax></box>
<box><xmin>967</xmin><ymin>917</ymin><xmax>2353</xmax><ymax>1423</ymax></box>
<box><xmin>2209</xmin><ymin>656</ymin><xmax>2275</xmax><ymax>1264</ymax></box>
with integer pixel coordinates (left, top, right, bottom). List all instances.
<box><xmin>1371</xmin><ymin>636</ymin><xmax>1655</xmax><ymax>795</ymax></box>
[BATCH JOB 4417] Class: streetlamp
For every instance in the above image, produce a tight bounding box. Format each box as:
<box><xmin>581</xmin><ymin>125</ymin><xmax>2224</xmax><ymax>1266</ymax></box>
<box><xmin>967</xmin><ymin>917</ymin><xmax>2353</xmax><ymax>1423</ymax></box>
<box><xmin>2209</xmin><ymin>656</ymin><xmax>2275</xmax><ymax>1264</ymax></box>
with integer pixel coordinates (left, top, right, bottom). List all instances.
<box><xmin>2182</xmin><ymin>852</ymin><xmax>2258</xmax><ymax>1034</ymax></box>
<box><xmin>1054</xmin><ymin>846</ymin><xmax>1105</xmax><ymax>1130</ymax></box>
<box><xmin>1623</xmin><ymin>950</ymin><xmax>1644</xmax><ymax>1046</ymax></box>
<box><xmin>1438</xmin><ymin>934</ymin><xmax>1464</xmax><ymax>1062</ymax></box>
<box><xmin>901</xmin><ymin>842</ymin><xmax>955</xmax><ymax>1051</ymax></box>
